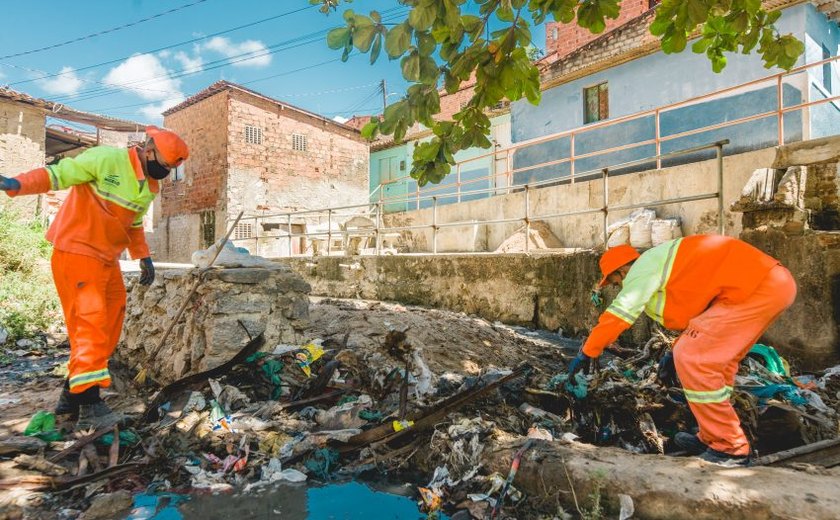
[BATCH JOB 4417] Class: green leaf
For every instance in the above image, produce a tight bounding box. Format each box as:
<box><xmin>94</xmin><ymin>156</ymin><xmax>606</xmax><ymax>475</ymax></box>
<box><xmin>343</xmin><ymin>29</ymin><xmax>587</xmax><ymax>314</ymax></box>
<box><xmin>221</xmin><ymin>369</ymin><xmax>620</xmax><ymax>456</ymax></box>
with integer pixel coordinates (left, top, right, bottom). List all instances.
<box><xmin>711</xmin><ymin>53</ymin><xmax>727</xmax><ymax>72</ymax></box>
<box><xmin>401</xmin><ymin>53</ymin><xmax>421</xmax><ymax>81</ymax></box>
<box><xmin>409</xmin><ymin>5</ymin><xmax>436</xmax><ymax>31</ymax></box>
<box><xmin>343</xmin><ymin>8</ymin><xmax>355</xmax><ymax>22</ymax></box>
<box><xmin>692</xmin><ymin>37</ymin><xmax>712</xmax><ymax>53</ymax></box>
<box><xmin>354</xmin><ymin>25</ymin><xmax>377</xmax><ymax>52</ymax></box>
<box><xmin>370</xmin><ymin>34</ymin><xmax>382</xmax><ymax>64</ymax></box>
<box><xmin>370</xmin><ymin>10</ymin><xmax>381</xmax><ymax>23</ymax></box>
<box><xmin>419</xmin><ymin>56</ymin><xmax>440</xmax><ymax>84</ymax></box>
<box><xmin>327</xmin><ymin>27</ymin><xmax>351</xmax><ymax>50</ymax></box>
<box><xmin>417</xmin><ymin>31</ymin><xmax>437</xmax><ymax>56</ymax></box>
<box><xmin>360</xmin><ymin>119</ymin><xmax>380</xmax><ymax>140</ymax></box>
<box><xmin>385</xmin><ymin>22</ymin><xmax>413</xmax><ymax>57</ymax></box>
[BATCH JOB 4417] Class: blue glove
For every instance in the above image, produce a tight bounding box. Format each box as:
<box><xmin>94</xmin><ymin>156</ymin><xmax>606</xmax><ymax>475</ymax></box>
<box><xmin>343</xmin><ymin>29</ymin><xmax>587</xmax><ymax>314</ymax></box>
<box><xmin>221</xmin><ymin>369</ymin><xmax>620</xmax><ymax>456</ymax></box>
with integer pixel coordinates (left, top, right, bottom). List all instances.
<box><xmin>0</xmin><ymin>175</ymin><xmax>21</xmax><ymax>191</ymax></box>
<box><xmin>567</xmin><ymin>351</ymin><xmax>591</xmax><ymax>378</ymax></box>
<box><xmin>139</xmin><ymin>257</ymin><xmax>155</xmax><ymax>285</ymax></box>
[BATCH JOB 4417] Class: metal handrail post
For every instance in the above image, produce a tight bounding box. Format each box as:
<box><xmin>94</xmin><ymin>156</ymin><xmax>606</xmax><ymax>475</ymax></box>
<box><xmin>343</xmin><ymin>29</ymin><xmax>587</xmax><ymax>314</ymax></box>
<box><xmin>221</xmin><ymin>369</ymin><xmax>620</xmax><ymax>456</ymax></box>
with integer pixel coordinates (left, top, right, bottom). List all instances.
<box><xmin>327</xmin><ymin>209</ymin><xmax>332</xmax><ymax>256</ymax></box>
<box><xmin>253</xmin><ymin>216</ymin><xmax>260</xmax><ymax>257</ymax></box>
<box><xmin>524</xmin><ymin>185</ymin><xmax>531</xmax><ymax>254</ymax></box>
<box><xmin>287</xmin><ymin>213</ymin><xmax>292</xmax><ymax>257</ymax></box>
<box><xmin>777</xmin><ymin>75</ymin><xmax>784</xmax><ymax>145</ymax></box>
<box><xmin>432</xmin><ymin>196</ymin><xmax>438</xmax><ymax>254</ymax></box>
<box><xmin>456</xmin><ymin>164</ymin><xmax>462</xmax><ymax>203</ymax></box>
<box><xmin>655</xmin><ymin>109</ymin><xmax>662</xmax><ymax>169</ymax></box>
<box><xmin>602</xmin><ymin>168</ymin><xmax>609</xmax><ymax>248</ymax></box>
<box><xmin>570</xmin><ymin>133</ymin><xmax>576</xmax><ymax>183</ymax></box>
<box><xmin>376</xmin><ymin>201</ymin><xmax>383</xmax><ymax>255</ymax></box>
<box><xmin>717</xmin><ymin>143</ymin><xmax>725</xmax><ymax>235</ymax></box>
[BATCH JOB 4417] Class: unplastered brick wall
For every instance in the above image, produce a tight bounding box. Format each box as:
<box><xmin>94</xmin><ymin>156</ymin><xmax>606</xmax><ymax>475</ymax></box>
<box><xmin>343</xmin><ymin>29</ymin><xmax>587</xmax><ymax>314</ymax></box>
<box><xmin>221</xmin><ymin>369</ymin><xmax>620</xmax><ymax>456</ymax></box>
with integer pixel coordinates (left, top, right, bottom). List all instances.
<box><xmin>225</xmin><ymin>90</ymin><xmax>369</xmax><ymax>217</ymax></box>
<box><xmin>545</xmin><ymin>0</ymin><xmax>651</xmax><ymax>59</ymax></box>
<box><xmin>0</xmin><ymin>101</ymin><xmax>45</xmax><ymax>218</ymax></box>
<box><xmin>161</xmin><ymin>91</ymin><xmax>229</xmax><ymax>218</ymax></box>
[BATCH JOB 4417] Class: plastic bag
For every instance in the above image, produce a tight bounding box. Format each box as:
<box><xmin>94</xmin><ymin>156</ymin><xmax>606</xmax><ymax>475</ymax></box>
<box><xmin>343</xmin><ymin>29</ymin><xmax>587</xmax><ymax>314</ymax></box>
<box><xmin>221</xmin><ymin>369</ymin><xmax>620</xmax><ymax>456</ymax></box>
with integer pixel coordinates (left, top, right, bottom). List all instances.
<box><xmin>651</xmin><ymin>218</ymin><xmax>682</xmax><ymax>246</ymax></box>
<box><xmin>629</xmin><ymin>209</ymin><xmax>656</xmax><ymax>248</ymax></box>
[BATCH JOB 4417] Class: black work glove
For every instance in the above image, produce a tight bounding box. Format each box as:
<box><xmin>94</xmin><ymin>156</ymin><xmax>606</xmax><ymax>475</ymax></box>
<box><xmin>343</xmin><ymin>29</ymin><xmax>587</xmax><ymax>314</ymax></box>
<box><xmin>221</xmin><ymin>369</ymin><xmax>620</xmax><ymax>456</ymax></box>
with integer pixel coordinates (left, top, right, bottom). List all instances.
<box><xmin>139</xmin><ymin>257</ymin><xmax>155</xmax><ymax>285</ymax></box>
<box><xmin>657</xmin><ymin>351</ymin><xmax>680</xmax><ymax>388</ymax></box>
<box><xmin>567</xmin><ymin>351</ymin><xmax>591</xmax><ymax>379</ymax></box>
<box><xmin>0</xmin><ymin>175</ymin><xmax>21</xmax><ymax>191</ymax></box>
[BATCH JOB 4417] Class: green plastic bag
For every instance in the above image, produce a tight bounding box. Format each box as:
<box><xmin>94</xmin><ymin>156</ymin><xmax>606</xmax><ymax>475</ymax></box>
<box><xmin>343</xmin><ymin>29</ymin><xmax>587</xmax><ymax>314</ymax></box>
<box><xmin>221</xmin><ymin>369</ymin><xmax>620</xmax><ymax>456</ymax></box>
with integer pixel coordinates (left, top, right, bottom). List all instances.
<box><xmin>24</xmin><ymin>411</ymin><xmax>63</xmax><ymax>442</ymax></box>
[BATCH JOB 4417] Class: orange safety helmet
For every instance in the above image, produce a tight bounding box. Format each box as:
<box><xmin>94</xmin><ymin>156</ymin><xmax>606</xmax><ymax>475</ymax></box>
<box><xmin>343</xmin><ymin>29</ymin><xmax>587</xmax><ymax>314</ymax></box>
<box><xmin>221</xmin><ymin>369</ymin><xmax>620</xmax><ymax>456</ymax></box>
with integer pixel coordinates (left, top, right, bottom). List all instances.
<box><xmin>145</xmin><ymin>126</ymin><xmax>189</xmax><ymax>167</ymax></box>
<box><xmin>598</xmin><ymin>244</ymin><xmax>640</xmax><ymax>287</ymax></box>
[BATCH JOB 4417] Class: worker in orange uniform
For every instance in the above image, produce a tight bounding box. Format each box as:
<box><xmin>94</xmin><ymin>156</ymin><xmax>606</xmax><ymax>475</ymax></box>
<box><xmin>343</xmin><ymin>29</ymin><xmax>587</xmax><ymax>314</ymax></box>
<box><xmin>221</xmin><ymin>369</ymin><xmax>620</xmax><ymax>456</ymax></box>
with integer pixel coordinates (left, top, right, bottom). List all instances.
<box><xmin>567</xmin><ymin>235</ymin><xmax>796</xmax><ymax>465</ymax></box>
<box><xmin>0</xmin><ymin>127</ymin><xmax>188</xmax><ymax>430</ymax></box>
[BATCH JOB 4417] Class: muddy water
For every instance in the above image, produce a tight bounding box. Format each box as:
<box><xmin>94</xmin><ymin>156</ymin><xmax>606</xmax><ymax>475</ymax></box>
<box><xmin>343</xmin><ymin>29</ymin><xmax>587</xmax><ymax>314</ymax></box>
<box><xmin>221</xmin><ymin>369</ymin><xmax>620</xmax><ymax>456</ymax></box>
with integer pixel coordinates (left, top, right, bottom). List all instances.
<box><xmin>126</xmin><ymin>481</ymin><xmax>448</xmax><ymax>519</ymax></box>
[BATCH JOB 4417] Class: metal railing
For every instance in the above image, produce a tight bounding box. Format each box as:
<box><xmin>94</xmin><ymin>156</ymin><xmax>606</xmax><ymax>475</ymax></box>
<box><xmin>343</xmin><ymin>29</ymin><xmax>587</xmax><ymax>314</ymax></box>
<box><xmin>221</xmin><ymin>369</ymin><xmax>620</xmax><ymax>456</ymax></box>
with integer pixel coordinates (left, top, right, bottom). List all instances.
<box><xmin>231</xmin><ymin>140</ymin><xmax>727</xmax><ymax>256</ymax></box>
<box><xmin>377</xmin><ymin>55</ymin><xmax>839</xmax><ymax>210</ymax></box>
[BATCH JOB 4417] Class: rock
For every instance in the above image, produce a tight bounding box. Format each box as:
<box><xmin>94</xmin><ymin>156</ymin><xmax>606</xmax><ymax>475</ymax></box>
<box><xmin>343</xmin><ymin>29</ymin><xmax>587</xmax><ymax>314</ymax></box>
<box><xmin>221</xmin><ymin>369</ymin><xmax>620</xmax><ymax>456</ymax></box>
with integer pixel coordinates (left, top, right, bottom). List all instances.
<box><xmin>213</xmin><ymin>268</ymin><xmax>271</xmax><ymax>284</ymax></box>
<box><xmin>773</xmin><ymin>134</ymin><xmax>840</xmax><ymax>168</ymax></box>
<box><xmin>118</xmin><ymin>267</ymin><xmax>311</xmax><ymax>384</ymax></box>
<box><xmin>83</xmin><ymin>491</ymin><xmax>132</xmax><ymax>520</ymax></box>
<box><xmin>0</xmin><ymin>327</ymin><xmax>7</xmax><ymax>346</ymax></box>
<box><xmin>15</xmin><ymin>339</ymin><xmax>33</xmax><ymax>348</ymax></box>
<box><xmin>494</xmin><ymin>221</ymin><xmax>563</xmax><ymax>253</ymax></box>
<box><xmin>0</xmin><ymin>436</ymin><xmax>47</xmax><ymax>455</ymax></box>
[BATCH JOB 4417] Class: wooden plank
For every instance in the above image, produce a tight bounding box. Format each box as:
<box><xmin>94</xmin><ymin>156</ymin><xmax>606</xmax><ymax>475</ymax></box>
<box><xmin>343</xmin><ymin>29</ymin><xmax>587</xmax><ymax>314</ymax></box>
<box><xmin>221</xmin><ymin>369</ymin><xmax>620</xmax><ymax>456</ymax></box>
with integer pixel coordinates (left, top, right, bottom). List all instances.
<box><xmin>754</xmin><ymin>437</ymin><xmax>840</xmax><ymax>466</ymax></box>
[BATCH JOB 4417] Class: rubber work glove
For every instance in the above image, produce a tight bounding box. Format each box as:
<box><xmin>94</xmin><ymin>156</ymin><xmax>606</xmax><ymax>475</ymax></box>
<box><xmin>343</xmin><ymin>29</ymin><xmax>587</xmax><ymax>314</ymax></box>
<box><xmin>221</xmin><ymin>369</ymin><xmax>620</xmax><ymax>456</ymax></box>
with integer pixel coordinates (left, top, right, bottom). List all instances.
<box><xmin>657</xmin><ymin>351</ymin><xmax>679</xmax><ymax>388</ymax></box>
<box><xmin>567</xmin><ymin>351</ymin><xmax>591</xmax><ymax>379</ymax></box>
<box><xmin>139</xmin><ymin>257</ymin><xmax>155</xmax><ymax>285</ymax></box>
<box><xmin>0</xmin><ymin>175</ymin><xmax>21</xmax><ymax>191</ymax></box>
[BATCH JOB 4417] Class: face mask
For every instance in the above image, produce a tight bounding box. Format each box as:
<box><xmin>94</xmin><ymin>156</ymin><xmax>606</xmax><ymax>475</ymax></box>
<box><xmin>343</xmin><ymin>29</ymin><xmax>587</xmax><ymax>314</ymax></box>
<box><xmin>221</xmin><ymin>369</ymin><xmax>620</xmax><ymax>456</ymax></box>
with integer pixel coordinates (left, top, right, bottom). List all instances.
<box><xmin>146</xmin><ymin>159</ymin><xmax>172</xmax><ymax>180</ymax></box>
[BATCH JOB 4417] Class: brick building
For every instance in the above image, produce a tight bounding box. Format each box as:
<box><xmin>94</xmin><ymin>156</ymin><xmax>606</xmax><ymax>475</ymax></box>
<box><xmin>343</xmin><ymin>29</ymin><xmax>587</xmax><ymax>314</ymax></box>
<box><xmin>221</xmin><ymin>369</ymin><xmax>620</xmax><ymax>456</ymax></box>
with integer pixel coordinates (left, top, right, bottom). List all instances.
<box><xmin>156</xmin><ymin>81</ymin><xmax>370</xmax><ymax>262</ymax></box>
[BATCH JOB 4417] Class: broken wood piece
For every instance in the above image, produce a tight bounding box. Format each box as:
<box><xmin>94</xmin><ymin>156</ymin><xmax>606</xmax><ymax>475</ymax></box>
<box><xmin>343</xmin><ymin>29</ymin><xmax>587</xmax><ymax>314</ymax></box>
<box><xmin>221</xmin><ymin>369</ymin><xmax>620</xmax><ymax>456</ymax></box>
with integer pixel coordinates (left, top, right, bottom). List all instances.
<box><xmin>49</xmin><ymin>426</ymin><xmax>113</xmax><ymax>463</ymax></box>
<box><xmin>753</xmin><ymin>437</ymin><xmax>840</xmax><ymax>467</ymax></box>
<box><xmin>13</xmin><ymin>454</ymin><xmax>68</xmax><ymax>476</ymax></box>
<box><xmin>0</xmin><ymin>436</ymin><xmax>47</xmax><ymax>456</ymax></box>
<box><xmin>341</xmin><ymin>364</ymin><xmax>529</xmax><ymax>453</ymax></box>
<box><xmin>108</xmin><ymin>425</ymin><xmax>120</xmax><ymax>467</ymax></box>
<box><xmin>142</xmin><ymin>333</ymin><xmax>265</xmax><ymax>422</ymax></box>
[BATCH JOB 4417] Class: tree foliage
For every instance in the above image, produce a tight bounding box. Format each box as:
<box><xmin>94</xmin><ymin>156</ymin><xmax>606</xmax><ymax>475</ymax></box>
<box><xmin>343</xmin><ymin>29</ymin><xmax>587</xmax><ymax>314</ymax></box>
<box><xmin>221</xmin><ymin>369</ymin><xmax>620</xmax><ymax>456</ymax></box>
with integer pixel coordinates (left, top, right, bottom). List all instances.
<box><xmin>313</xmin><ymin>0</ymin><xmax>804</xmax><ymax>186</ymax></box>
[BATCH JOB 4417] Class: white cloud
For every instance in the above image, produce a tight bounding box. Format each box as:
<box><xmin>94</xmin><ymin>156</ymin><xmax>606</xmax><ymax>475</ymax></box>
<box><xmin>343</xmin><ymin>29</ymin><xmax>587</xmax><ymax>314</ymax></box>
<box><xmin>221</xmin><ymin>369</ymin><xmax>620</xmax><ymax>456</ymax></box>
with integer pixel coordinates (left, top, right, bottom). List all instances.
<box><xmin>158</xmin><ymin>50</ymin><xmax>172</xmax><ymax>59</ymax></box>
<box><xmin>103</xmin><ymin>54</ymin><xmax>183</xmax><ymax>101</ymax></box>
<box><xmin>333</xmin><ymin>116</ymin><xmax>349</xmax><ymax>124</ymax></box>
<box><xmin>37</xmin><ymin>66</ymin><xmax>84</xmax><ymax>96</ymax></box>
<box><xmin>174</xmin><ymin>50</ymin><xmax>204</xmax><ymax>72</ymax></box>
<box><xmin>204</xmin><ymin>36</ymin><xmax>272</xmax><ymax>67</ymax></box>
<box><xmin>139</xmin><ymin>96</ymin><xmax>185</xmax><ymax>121</ymax></box>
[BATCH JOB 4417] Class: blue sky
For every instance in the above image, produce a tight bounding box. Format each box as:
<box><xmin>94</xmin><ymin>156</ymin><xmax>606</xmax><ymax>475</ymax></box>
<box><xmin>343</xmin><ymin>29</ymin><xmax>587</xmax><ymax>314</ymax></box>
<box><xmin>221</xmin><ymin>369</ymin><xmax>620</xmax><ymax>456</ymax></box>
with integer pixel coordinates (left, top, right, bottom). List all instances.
<box><xmin>0</xmin><ymin>1</ymin><xmax>546</xmax><ymax>127</ymax></box>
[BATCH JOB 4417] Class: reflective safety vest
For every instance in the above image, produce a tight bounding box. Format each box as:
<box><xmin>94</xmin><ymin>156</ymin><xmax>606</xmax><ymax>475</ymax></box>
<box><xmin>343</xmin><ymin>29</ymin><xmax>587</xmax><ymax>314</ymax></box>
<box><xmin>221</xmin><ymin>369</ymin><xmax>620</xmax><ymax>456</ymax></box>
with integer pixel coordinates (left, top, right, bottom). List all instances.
<box><xmin>582</xmin><ymin>235</ymin><xmax>780</xmax><ymax>357</ymax></box>
<box><xmin>9</xmin><ymin>146</ymin><xmax>158</xmax><ymax>262</ymax></box>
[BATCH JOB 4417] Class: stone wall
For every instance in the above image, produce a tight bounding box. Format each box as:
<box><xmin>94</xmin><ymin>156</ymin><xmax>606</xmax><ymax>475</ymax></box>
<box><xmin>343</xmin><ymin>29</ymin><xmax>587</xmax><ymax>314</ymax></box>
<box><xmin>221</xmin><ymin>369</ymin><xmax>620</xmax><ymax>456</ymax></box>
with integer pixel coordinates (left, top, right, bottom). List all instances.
<box><xmin>0</xmin><ymin>100</ymin><xmax>45</xmax><ymax>218</ymax></box>
<box><xmin>279</xmin><ymin>253</ymin><xmax>603</xmax><ymax>337</ymax></box>
<box><xmin>117</xmin><ymin>266</ymin><xmax>311</xmax><ymax>384</ymax></box>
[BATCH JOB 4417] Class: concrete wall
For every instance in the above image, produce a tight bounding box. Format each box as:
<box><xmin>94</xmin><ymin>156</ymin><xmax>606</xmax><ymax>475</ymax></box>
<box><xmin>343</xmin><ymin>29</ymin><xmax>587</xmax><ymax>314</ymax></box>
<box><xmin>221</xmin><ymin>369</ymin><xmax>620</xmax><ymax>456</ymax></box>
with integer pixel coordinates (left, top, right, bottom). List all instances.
<box><xmin>806</xmin><ymin>3</ymin><xmax>840</xmax><ymax>140</ymax></box>
<box><xmin>279</xmin><ymin>253</ymin><xmax>602</xmax><ymax>337</ymax></box>
<box><xmin>383</xmin><ymin>146</ymin><xmax>774</xmax><ymax>252</ymax></box>
<box><xmin>0</xmin><ymin>101</ymin><xmax>45</xmax><ymax>218</ymax></box>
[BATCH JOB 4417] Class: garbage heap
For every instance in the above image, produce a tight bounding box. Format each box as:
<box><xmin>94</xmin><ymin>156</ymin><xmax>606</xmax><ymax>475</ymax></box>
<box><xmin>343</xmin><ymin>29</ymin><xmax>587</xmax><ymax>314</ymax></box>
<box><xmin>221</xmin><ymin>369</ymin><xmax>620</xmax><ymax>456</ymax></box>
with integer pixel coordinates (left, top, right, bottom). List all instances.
<box><xmin>7</xmin><ymin>297</ymin><xmax>840</xmax><ymax>519</ymax></box>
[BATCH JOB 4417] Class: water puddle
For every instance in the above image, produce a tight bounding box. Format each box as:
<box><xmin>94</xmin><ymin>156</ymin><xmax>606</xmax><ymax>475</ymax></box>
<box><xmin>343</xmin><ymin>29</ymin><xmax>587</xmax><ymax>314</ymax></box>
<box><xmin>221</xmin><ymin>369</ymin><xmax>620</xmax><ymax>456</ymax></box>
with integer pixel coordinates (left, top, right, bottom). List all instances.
<box><xmin>124</xmin><ymin>481</ymin><xmax>449</xmax><ymax>519</ymax></box>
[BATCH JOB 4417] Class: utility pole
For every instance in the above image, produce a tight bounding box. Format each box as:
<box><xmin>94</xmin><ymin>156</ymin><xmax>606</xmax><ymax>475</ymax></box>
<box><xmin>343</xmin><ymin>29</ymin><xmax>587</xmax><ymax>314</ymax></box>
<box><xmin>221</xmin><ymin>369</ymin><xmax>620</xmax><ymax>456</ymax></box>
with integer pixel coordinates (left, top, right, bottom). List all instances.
<box><xmin>381</xmin><ymin>79</ymin><xmax>387</xmax><ymax>113</ymax></box>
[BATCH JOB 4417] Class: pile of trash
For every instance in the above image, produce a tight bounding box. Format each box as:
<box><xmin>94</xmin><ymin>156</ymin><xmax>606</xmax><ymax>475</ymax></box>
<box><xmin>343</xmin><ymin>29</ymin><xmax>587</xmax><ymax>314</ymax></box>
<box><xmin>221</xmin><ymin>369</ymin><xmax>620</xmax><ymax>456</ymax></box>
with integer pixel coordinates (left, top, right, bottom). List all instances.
<box><xmin>3</xmin><ymin>301</ymin><xmax>840</xmax><ymax>518</ymax></box>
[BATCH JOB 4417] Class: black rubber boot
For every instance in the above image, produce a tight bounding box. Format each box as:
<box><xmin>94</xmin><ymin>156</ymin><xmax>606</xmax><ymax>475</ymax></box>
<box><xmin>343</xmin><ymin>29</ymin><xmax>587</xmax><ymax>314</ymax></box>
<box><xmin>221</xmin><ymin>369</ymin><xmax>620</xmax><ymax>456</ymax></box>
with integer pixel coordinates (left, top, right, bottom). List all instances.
<box><xmin>76</xmin><ymin>400</ymin><xmax>123</xmax><ymax>432</ymax></box>
<box><xmin>54</xmin><ymin>380</ymin><xmax>79</xmax><ymax>419</ymax></box>
<box><xmin>674</xmin><ymin>432</ymin><xmax>708</xmax><ymax>455</ymax></box>
<box><xmin>699</xmin><ymin>448</ymin><xmax>750</xmax><ymax>467</ymax></box>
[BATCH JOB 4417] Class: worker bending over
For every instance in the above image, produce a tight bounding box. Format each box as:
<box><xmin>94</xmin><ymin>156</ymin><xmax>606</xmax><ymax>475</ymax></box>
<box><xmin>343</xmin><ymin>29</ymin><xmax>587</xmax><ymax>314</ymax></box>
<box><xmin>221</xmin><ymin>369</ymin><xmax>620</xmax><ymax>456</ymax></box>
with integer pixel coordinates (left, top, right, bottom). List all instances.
<box><xmin>0</xmin><ymin>126</ymin><xmax>188</xmax><ymax>430</ymax></box>
<box><xmin>567</xmin><ymin>235</ymin><xmax>796</xmax><ymax>465</ymax></box>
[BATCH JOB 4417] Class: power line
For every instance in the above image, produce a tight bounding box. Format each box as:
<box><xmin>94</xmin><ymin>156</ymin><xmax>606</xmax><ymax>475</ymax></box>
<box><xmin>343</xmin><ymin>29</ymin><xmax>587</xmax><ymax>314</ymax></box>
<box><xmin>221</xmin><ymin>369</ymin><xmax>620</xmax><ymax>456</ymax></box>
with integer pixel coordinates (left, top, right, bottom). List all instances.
<box><xmin>45</xmin><ymin>8</ymin><xmax>408</xmax><ymax>106</ymax></box>
<box><xmin>3</xmin><ymin>3</ymin><xmax>319</xmax><ymax>88</ymax></box>
<box><xmin>0</xmin><ymin>0</ymin><xmax>212</xmax><ymax>61</ymax></box>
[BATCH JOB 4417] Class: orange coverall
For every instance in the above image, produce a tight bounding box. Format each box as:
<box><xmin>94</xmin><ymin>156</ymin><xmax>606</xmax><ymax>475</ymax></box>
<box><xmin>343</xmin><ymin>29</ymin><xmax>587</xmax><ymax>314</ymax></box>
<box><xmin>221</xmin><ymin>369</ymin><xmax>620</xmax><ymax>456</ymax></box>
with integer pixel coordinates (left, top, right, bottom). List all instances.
<box><xmin>7</xmin><ymin>146</ymin><xmax>158</xmax><ymax>394</ymax></box>
<box><xmin>582</xmin><ymin>235</ymin><xmax>797</xmax><ymax>455</ymax></box>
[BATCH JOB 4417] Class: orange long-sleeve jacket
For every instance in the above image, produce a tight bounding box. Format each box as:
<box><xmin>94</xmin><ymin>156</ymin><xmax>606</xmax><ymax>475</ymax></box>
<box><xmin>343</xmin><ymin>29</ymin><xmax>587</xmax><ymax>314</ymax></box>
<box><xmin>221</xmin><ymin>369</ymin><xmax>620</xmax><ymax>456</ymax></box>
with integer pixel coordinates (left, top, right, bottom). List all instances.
<box><xmin>582</xmin><ymin>235</ymin><xmax>781</xmax><ymax>357</ymax></box>
<box><xmin>5</xmin><ymin>146</ymin><xmax>158</xmax><ymax>262</ymax></box>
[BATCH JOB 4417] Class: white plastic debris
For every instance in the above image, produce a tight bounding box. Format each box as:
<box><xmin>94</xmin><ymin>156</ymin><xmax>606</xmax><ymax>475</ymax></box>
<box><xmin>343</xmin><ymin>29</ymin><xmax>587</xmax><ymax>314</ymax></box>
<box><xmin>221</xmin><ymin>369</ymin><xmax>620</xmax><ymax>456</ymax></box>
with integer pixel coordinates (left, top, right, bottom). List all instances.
<box><xmin>261</xmin><ymin>458</ymin><xmax>308</xmax><ymax>483</ymax></box>
<box><xmin>191</xmin><ymin>238</ymin><xmax>281</xmax><ymax>269</ymax></box>
<box><xmin>619</xmin><ymin>494</ymin><xmax>635</xmax><ymax>520</ymax></box>
<box><xmin>629</xmin><ymin>208</ymin><xmax>656</xmax><ymax>248</ymax></box>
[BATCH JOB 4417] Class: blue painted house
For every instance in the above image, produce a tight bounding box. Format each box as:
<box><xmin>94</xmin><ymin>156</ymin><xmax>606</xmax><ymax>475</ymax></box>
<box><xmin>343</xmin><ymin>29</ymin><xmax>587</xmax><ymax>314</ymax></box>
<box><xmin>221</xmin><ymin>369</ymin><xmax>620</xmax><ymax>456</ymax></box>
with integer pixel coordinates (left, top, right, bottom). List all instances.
<box><xmin>511</xmin><ymin>1</ymin><xmax>839</xmax><ymax>184</ymax></box>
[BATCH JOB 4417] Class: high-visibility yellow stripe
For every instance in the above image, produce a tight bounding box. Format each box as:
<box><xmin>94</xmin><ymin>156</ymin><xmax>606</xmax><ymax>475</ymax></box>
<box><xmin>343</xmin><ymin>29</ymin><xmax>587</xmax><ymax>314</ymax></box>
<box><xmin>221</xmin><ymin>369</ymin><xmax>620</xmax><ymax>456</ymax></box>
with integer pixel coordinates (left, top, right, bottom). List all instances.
<box><xmin>683</xmin><ymin>385</ymin><xmax>733</xmax><ymax>404</ymax></box>
<box><xmin>651</xmin><ymin>238</ymin><xmax>682</xmax><ymax>320</ymax></box>
<box><xmin>69</xmin><ymin>368</ymin><xmax>111</xmax><ymax>389</ymax></box>
<box><xmin>93</xmin><ymin>185</ymin><xmax>145</xmax><ymax>212</ymax></box>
